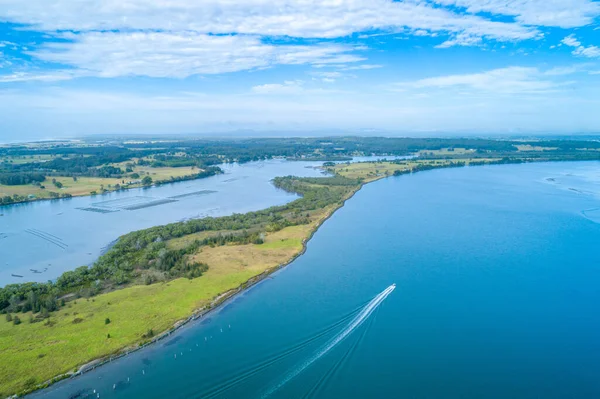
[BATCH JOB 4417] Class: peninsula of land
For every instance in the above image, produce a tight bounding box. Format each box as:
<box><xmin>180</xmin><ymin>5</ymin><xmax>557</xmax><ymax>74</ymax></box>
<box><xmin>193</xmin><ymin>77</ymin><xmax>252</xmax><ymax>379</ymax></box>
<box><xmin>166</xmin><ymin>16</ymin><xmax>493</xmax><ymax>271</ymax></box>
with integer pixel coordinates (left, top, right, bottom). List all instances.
<box><xmin>1</xmin><ymin>137</ymin><xmax>599</xmax><ymax>397</ymax></box>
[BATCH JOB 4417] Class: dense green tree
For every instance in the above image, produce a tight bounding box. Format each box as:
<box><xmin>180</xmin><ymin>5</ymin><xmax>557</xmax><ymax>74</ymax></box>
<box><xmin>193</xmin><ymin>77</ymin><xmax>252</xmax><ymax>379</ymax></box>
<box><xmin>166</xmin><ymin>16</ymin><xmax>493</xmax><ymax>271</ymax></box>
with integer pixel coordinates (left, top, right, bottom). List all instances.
<box><xmin>142</xmin><ymin>176</ymin><xmax>153</xmax><ymax>186</ymax></box>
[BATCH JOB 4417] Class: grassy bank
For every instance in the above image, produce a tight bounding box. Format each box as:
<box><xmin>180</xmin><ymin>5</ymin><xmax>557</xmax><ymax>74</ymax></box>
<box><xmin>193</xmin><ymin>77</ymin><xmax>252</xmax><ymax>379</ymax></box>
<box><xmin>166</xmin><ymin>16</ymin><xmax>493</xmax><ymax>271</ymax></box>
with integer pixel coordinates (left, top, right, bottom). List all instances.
<box><xmin>0</xmin><ymin>157</ymin><xmax>535</xmax><ymax>396</ymax></box>
<box><xmin>0</xmin><ymin>166</ymin><xmax>210</xmax><ymax>202</ymax></box>
<box><xmin>0</xmin><ymin>172</ymin><xmax>362</xmax><ymax>397</ymax></box>
<box><xmin>0</xmin><ymin>222</ymin><xmax>327</xmax><ymax>396</ymax></box>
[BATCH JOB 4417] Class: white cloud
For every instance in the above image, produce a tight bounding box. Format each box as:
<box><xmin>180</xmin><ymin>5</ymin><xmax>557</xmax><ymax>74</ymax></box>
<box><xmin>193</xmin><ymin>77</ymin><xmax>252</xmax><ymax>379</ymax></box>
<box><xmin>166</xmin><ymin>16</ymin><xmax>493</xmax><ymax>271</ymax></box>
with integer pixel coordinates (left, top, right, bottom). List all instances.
<box><xmin>0</xmin><ymin>1</ymin><xmax>538</xmax><ymax>42</ymax></box>
<box><xmin>433</xmin><ymin>0</ymin><xmax>600</xmax><ymax>28</ymax></box>
<box><xmin>562</xmin><ymin>34</ymin><xmax>600</xmax><ymax>58</ymax></box>
<box><xmin>310</xmin><ymin>71</ymin><xmax>351</xmax><ymax>83</ymax></box>
<box><xmin>25</xmin><ymin>32</ymin><xmax>364</xmax><ymax>78</ymax></box>
<box><xmin>0</xmin><ymin>70</ymin><xmax>83</xmax><ymax>82</ymax></box>
<box><xmin>395</xmin><ymin>66</ymin><xmax>577</xmax><ymax>94</ymax></box>
<box><xmin>573</xmin><ymin>46</ymin><xmax>600</xmax><ymax>58</ymax></box>
<box><xmin>543</xmin><ymin>65</ymin><xmax>587</xmax><ymax>76</ymax></box>
<box><xmin>251</xmin><ymin>80</ymin><xmax>346</xmax><ymax>94</ymax></box>
<box><xmin>340</xmin><ymin>64</ymin><xmax>383</xmax><ymax>71</ymax></box>
<box><xmin>0</xmin><ymin>0</ymin><xmax>554</xmax><ymax>80</ymax></box>
<box><xmin>562</xmin><ymin>35</ymin><xmax>582</xmax><ymax>47</ymax></box>
<box><xmin>252</xmin><ymin>80</ymin><xmax>305</xmax><ymax>95</ymax></box>
<box><xmin>436</xmin><ymin>33</ymin><xmax>483</xmax><ymax>48</ymax></box>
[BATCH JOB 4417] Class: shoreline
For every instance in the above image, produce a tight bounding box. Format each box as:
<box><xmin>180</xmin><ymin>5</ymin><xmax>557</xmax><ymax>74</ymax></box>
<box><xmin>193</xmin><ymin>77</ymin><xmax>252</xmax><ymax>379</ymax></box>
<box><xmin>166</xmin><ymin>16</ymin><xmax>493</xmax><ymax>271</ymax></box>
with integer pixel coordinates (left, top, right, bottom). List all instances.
<box><xmin>15</xmin><ymin>158</ymin><xmax>598</xmax><ymax>397</ymax></box>
<box><xmin>0</xmin><ymin>169</ymin><xmax>223</xmax><ymax>209</ymax></box>
<box><xmin>19</xmin><ymin>183</ymin><xmax>364</xmax><ymax>398</ymax></box>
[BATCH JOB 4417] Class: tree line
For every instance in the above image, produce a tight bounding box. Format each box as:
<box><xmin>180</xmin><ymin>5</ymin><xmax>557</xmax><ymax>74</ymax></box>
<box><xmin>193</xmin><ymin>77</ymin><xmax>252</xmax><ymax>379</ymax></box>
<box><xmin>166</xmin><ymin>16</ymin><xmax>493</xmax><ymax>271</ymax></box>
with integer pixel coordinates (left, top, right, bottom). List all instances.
<box><xmin>0</xmin><ymin>175</ymin><xmax>360</xmax><ymax>317</ymax></box>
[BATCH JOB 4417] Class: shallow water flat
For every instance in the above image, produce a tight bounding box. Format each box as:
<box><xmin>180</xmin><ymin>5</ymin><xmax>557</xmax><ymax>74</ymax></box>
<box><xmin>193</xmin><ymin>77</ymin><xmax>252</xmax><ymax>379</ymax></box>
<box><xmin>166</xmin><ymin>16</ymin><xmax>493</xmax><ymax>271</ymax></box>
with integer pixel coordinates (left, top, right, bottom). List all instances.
<box><xmin>0</xmin><ymin>160</ymin><xmax>324</xmax><ymax>285</ymax></box>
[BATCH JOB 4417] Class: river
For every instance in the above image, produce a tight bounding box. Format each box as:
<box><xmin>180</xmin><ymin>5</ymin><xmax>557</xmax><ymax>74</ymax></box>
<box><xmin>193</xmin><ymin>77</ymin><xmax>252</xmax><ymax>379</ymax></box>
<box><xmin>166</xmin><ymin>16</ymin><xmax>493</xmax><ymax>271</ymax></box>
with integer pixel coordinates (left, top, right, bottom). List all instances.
<box><xmin>28</xmin><ymin>161</ymin><xmax>600</xmax><ymax>399</ymax></box>
<box><xmin>0</xmin><ymin>156</ymin><xmax>406</xmax><ymax>286</ymax></box>
<box><xmin>0</xmin><ymin>159</ymin><xmax>330</xmax><ymax>286</ymax></box>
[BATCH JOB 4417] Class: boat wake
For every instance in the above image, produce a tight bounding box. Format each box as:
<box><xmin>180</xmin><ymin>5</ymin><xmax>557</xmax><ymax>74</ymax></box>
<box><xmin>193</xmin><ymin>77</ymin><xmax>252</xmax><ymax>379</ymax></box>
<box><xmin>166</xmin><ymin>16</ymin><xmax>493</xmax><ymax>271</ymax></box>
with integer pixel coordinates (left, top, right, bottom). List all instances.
<box><xmin>262</xmin><ymin>283</ymin><xmax>396</xmax><ymax>398</ymax></box>
<box><xmin>193</xmin><ymin>284</ymin><xmax>395</xmax><ymax>399</ymax></box>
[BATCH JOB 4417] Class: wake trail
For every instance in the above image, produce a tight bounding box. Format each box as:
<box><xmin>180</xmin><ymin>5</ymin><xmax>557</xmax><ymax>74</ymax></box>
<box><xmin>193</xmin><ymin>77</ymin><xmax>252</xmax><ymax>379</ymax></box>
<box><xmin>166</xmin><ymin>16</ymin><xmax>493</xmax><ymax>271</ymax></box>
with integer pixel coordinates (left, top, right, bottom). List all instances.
<box><xmin>301</xmin><ymin>318</ymin><xmax>370</xmax><ymax>399</ymax></box>
<box><xmin>24</xmin><ymin>229</ymin><xmax>68</xmax><ymax>249</ymax></box>
<box><xmin>314</xmin><ymin>312</ymin><xmax>373</xmax><ymax>397</ymax></box>
<box><xmin>263</xmin><ymin>284</ymin><xmax>396</xmax><ymax>398</ymax></box>
<box><xmin>30</xmin><ymin>228</ymin><xmax>64</xmax><ymax>242</ymax></box>
<box><xmin>192</xmin><ymin>303</ymin><xmax>366</xmax><ymax>399</ymax></box>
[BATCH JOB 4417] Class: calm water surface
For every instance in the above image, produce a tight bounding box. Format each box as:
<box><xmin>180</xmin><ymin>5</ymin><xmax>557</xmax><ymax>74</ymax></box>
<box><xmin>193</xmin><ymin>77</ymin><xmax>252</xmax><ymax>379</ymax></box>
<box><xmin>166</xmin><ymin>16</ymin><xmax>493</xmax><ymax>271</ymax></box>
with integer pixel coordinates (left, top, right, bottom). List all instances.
<box><xmin>30</xmin><ymin>161</ymin><xmax>600</xmax><ymax>399</ymax></box>
<box><xmin>0</xmin><ymin>159</ymin><xmax>326</xmax><ymax>285</ymax></box>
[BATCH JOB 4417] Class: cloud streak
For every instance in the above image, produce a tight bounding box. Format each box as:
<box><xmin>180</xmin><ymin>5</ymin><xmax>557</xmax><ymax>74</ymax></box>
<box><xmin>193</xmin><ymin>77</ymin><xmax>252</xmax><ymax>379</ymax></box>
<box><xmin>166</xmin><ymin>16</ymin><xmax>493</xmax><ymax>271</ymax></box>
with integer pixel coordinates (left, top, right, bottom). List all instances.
<box><xmin>26</xmin><ymin>33</ymin><xmax>364</xmax><ymax>78</ymax></box>
<box><xmin>394</xmin><ymin>66</ymin><xmax>579</xmax><ymax>94</ymax></box>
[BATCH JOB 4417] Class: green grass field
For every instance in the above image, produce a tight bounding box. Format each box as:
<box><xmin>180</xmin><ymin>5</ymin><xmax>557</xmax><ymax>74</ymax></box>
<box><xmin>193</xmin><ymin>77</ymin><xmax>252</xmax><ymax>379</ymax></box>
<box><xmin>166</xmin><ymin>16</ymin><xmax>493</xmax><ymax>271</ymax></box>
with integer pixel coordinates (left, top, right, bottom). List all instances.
<box><xmin>0</xmin><ymin>211</ymin><xmax>330</xmax><ymax>396</ymax></box>
<box><xmin>0</xmin><ymin>166</ymin><xmax>202</xmax><ymax>200</ymax></box>
<box><xmin>418</xmin><ymin>147</ymin><xmax>476</xmax><ymax>156</ymax></box>
<box><xmin>332</xmin><ymin>159</ymin><xmax>499</xmax><ymax>181</ymax></box>
<box><xmin>0</xmin><ymin>155</ymin><xmax>56</xmax><ymax>165</ymax></box>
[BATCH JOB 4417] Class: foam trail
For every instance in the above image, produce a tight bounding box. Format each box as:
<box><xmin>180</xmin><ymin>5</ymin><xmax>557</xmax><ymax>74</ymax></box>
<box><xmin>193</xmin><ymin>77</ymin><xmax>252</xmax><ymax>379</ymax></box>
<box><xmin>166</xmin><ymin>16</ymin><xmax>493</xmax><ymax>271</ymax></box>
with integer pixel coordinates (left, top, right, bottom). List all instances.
<box><xmin>263</xmin><ymin>283</ymin><xmax>396</xmax><ymax>398</ymax></box>
<box><xmin>193</xmin><ymin>304</ymin><xmax>365</xmax><ymax>399</ymax></box>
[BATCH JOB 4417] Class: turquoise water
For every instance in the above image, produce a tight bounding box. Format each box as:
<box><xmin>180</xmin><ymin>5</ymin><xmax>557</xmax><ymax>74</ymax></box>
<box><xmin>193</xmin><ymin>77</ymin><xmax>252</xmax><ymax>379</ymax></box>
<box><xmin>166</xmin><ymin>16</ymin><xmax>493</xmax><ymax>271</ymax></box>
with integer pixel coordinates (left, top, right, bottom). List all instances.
<box><xmin>30</xmin><ymin>162</ymin><xmax>600</xmax><ymax>398</ymax></box>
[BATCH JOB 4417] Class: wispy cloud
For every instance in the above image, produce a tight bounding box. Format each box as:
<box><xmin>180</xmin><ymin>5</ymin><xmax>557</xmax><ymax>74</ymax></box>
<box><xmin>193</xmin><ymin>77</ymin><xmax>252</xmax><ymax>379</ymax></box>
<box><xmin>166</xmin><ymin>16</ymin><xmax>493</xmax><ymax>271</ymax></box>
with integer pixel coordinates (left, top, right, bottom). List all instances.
<box><xmin>436</xmin><ymin>33</ymin><xmax>483</xmax><ymax>48</ymax></box>
<box><xmin>251</xmin><ymin>80</ymin><xmax>346</xmax><ymax>94</ymax></box>
<box><xmin>252</xmin><ymin>81</ymin><xmax>306</xmax><ymax>95</ymax></box>
<box><xmin>26</xmin><ymin>33</ymin><xmax>365</xmax><ymax>78</ymax></box>
<box><xmin>0</xmin><ymin>70</ymin><xmax>85</xmax><ymax>83</ymax></box>
<box><xmin>393</xmin><ymin>66</ymin><xmax>579</xmax><ymax>94</ymax></box>
<box><xmin>433</xmin><ymin>0</ymin><xmax>600</xmax><ymax>28</ymax></box>
<box><xmin>339</xmin><ymin>64</ymin><xmax>383</xmax><ymax>71</ymax></box>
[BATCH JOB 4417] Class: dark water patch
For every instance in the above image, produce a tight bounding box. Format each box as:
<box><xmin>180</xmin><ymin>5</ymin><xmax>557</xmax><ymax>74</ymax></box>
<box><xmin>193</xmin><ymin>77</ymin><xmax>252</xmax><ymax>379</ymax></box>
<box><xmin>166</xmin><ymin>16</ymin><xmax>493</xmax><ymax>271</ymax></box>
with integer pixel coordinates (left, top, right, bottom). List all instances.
<box><xmin>121</xmin><ymin>199</ymin><xmax>178</xmax><ymax>211</ymax></box>
<box><xmin>77</xmin><ymin>207</ymin><xmax>119</xmax><ymax>214</ymax></box>
<box><xmin>163</xmin><ymin>336</ymin><xmax>183</xmax><ymax>347</ymax></box>
<box><xmin>142</xmin><ymin>358</ymin><xmax>152</xmax><ymax>366</ymax></box>
<box><xmin>169</xmin><ymin>190</ymin><xmax>217</xmax><ymax>199</ymax></box>
<box><xmin>77</xmin><ymin>207</ymin><xmax>119</xmax><ymax>213</ymax></box>
<box><xmin>200</xmin><ymin>317</ymin><xmax>213</xmax><ymax>325</ymax></box>
<box><xmin>66</xmin><ymin>389</ymin><xmax>87</xmax><ymax>399</ymax></box>
<box><xmin>113</xmin><ymin>380</ymin><xmax>131</xmax><ymax>392</ymax></box>
<box><xmin>92</xmin><ymin>196</ymin><xmax>155</xmax><ymax>209</ymax></box>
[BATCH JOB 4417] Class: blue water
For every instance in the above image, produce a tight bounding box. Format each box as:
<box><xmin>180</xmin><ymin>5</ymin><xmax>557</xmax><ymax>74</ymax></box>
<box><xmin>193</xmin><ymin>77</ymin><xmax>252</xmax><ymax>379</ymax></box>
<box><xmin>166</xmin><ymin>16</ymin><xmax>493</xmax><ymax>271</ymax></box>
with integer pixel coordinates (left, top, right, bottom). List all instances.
<box><xmin>30</xmin><ymin>161</ymin><xmax>600</xmax><ymax>398</ymax></box>
<box><xmin>0</xmin><ymin>156</ymin><xmax>406</xmax><ymax>286</ymax></box>
<box><xmin>0</xmin><ymin>159</ymin><xmax>326</xmax><ymax>285</ymax></box>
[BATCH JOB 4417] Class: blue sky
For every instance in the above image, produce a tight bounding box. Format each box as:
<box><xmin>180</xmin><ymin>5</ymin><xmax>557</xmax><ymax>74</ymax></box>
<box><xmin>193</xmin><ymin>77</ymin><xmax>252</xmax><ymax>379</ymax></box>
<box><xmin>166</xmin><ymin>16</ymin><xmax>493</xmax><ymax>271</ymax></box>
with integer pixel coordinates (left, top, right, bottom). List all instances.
<box><xmin>0</xmin><ymin>1</ymin><xmax>599</xmax><ymax>140</ymax></box>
